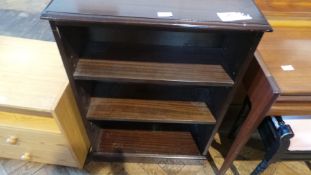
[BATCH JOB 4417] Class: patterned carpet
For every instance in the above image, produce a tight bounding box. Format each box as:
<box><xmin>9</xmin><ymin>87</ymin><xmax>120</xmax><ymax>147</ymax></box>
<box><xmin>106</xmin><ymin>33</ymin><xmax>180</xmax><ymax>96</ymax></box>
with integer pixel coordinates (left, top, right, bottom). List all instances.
<box><xmin>0</xmin><ymin>0</ymin><xmax>53</xmax><ymax>41</ymax></box>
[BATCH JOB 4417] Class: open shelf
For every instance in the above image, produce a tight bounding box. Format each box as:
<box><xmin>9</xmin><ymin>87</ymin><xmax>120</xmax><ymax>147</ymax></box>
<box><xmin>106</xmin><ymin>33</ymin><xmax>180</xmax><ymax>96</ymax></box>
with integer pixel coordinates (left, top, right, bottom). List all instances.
<box><xmin>82</xmin><ymin>41</ymin><xmax>224</xmax><ymax>64</ymax></box>
<box><xmin>48</xmin><ymin>14</ymin><xmax>265</xmax><ymax>161</ymax></box>
<box><xmin>74</xmin><ymin>59</ymin><xmax>233</xmax><ymax>86</ymax></box>
<box><xmin>87</xmin><ymin>97</ymin><xmax>216</xmax><ymax>124</ymax></box>
<box><xmin>92</xmin><ymin>129</ymin><xmax>204</xmax><ymax>159</ymax></box>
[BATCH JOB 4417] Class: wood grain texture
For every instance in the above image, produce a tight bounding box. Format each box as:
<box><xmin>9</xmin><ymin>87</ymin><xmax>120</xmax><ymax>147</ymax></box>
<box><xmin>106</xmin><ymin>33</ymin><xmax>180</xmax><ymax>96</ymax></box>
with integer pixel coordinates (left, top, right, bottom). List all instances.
<box><xmin>41</xmin><ymin>0</ymin><xmax>271</xmax><ymax>31</ymax></box>
<box><xmin>0</xmin><ymin>35</ymin><xmax>68</xmax><ymax>117</ymax></box>
<box><xmin>277</xmin><ymin>95</ymin><xmax>311</xmax><ymax>102</ymax></box>
<box><xmin>0</xmin><ymin>111</ymin><xmax>60</xmax><ymax>133</ymax></box>
<box><xmin>87</xmin><ymin>98</ymin><xmax>216</xmax><ymax>124</ymax></box>
<box><xmin>0</xmin><ymin>126</ymin><xmax>68</xmax><ymax>149</ymax></box>
<box><xmin>219</xmin><ymin>58</ymin><xmax>279</xmax><ymax>175</ymax></box>
<box><xmin>53</xmin><ymin>85</ymin><xmax>90</xmax><ymax>168</ymax></box>
<box><xmin>257</xmin><ymin>27</ymin><xmax>311</xmax><ymax>96</ymax></box>
<box><xmin>94</xmin><ymin>129</ymin><xmax>203</xmax><ymax>159</ymax></box>
<box><xmin>0</xmin><ymin>36</ymin><xmax>90</xmax><ymax>168</ymax></box>
<box><xmin>0</xmin><ymin>125</ymin><xmax>77</xmax><ymax>167</ymax></box>
<box><xmin>268</xmin><ymin>102</ymin><xmax>311</xmax><ymax>116</ymax></box>
<box><xmin>0</xmin><ymin>144</ymin><xmax>77</xmax><ymax>167</ymax></box>
<box><xmin>256</xmin><ymin>0</ymin><xmax>311</xmax><ymax>27</ymax></box>
<box><xmin>74</xmin><ymin>59</ymin><xmax>233</xmax><ymax>86</ymax></box>
<box><xmin>43</xmin><ymin>0</ymin><xmax>267</xmax><ymax>163</ymax></box>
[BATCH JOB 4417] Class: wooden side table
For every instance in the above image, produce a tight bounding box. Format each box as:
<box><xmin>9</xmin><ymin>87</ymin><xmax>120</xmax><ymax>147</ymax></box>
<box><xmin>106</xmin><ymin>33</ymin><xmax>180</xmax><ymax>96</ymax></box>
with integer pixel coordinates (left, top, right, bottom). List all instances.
<box><xmin>219</xmin><ymin>27</ymin><xmax>311</xmax><ymax>174</ymax></box>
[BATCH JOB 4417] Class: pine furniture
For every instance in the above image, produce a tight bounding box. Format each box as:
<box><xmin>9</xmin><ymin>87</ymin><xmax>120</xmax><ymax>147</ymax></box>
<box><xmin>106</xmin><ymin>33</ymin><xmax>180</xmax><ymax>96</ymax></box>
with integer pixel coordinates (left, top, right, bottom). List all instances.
<box><xmin>41</xmin><ymin>0</ymin><xmax>270</xmax><ymax>161</ymax></box>
<box><xmin>0</xmin><ymin>36</ymin><xmax>90</xmax><ymax>168</ymax></box>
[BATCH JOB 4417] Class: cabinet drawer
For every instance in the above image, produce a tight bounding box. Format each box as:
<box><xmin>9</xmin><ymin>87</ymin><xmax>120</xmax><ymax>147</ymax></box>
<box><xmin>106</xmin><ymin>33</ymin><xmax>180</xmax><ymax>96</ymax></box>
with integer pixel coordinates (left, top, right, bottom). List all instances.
<box><xmin>0</xmin><ymin>126</ymin><xmax>68</xmax><ymax>148</ymax></box>
<box><xmin>0</xmin><ymin>144</ymin><xmax>77</xmax><ymax>167</ymax></box>
<box><xmin>0</xmin><ymin>126</ymin><xmax>78</xmax><ymax>167</ymax></box>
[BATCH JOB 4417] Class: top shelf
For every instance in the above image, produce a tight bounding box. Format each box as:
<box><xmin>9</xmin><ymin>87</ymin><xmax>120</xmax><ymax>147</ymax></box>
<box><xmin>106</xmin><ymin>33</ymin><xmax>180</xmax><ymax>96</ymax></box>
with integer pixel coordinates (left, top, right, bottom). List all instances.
<box><xmin>41</xmin><ymin>0</ymin><xmax>271</xmax><ymax>31</ymax></box>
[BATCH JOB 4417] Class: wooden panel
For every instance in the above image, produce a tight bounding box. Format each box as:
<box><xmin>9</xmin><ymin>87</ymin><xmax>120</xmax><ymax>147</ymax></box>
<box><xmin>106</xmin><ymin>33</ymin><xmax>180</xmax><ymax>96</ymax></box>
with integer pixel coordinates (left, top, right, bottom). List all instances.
<box><xmin>277</xmin><ymin>95</ymin><xmax>311</xmax><ymax>102</ymax></box>
<box><xmin>53</xmin><ymin>85</ymin><xmax>90</xmax><ymax>168</ymax></box>
<box><xmin>255</xmin><ymin>0</ymin><xmax>311</xmax><ymax>27</ymax></box>
<box><xmin>0</xmin><ymin>111</ymin><xmax>60</xmax><ymax>133</ymax></box>
<box><xmin>0</xmin><ymin>125</ymin><xmax>77</xmax><ymax>167</ymax></box>
<box><xmin>219</xmin><ymin>57</ymin><xmax>279</xmax><ymax>175</ymax></box>
<box><xmin>74</xmin><ymin>59</ymin><xmax>233</xmax><ymax>86</ymax></box>
<box><xmin>268</xmin><ymin>102</ymin><xmax>311</xmax><ymax>116</ymax></box>
<box><xmin>94</xmin><ymin>129</ymin><xmax>203</xmax><ymax>159</ymax></box>
<box><xmin>0</xmin><ymin>126</ymin><xmax>68</xmax><ymax>150</ymax></box>
<box><xmin>41</xmin><ymin>0</ymin><xmax>271</xmax><ymax>31</ymax></box>
<box><xmin>257</xmin><ymin>27</ymin><xmax>311</xmax><ymax>95</ymax></box>
<box><xmin>0</xmin><ymin>144</ymin><xmax>76</xmax><ymax>167</ymax></box>
<box><xmin>87</xmin><ymin>98</ymin><xmax>216</xmax><ymax>124</ymax></box>
<box><xmin>0</xmin><ymin>36</ymin><xmax>68</xmax><ymax>116</ymax></box>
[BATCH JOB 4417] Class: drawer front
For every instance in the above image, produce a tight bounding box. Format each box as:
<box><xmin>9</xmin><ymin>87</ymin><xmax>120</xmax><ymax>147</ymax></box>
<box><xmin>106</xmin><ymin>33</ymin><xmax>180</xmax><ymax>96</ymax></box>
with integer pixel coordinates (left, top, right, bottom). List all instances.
<box><xmin>0</xmin><ymin>126</ymin><xmax>78</xmax><ymax>167</ymax></box>
<box><xmin>0</xmin><ymin>144</ymin><xmax>77</xmax><ymax>167</ymax></box>
<box><xmin>0</xmin><ymin>126</ymin><xmax>68</xmax><ymax>148</ymax></box>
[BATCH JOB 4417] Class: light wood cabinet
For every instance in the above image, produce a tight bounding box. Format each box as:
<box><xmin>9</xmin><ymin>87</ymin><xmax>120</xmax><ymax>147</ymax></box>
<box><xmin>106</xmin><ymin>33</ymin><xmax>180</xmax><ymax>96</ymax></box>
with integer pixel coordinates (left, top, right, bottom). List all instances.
<box><xmin>0</xmin><ymin>36</ymin><xmax>90</xmax><ymax>168</ymax></box>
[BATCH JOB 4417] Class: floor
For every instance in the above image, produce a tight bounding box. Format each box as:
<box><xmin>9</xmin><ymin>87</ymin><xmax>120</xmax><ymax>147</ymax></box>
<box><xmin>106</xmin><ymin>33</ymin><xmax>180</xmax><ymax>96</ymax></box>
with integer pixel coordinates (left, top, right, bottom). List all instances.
<box><xmin>0</xmin><ymin>0</ymin><xmax>310</xmax><ymax>174</ymax></box>
<box><xmin>0</xmin><ymin>133</ymin><xmax>310</xmax><ymax>175</ymax></box>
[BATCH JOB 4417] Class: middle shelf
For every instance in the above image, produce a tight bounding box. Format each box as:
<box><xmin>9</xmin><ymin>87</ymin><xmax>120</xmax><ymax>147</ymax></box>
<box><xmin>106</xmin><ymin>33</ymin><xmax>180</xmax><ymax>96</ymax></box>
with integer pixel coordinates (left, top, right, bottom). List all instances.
<box><xmin>87</xmin><ymin>97</ymin><xmax>216</xmax><ymax>124</ymax></box>
<box><xmin>73</xmin><ymin>59</ymin><xmax>233</xmax><ymax>86</ymax></box>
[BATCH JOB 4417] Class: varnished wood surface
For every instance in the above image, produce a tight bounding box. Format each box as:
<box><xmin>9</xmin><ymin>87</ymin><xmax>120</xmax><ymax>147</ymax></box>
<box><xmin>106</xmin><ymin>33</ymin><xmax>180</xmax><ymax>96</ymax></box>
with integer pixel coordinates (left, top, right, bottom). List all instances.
<box><xmin>268</xmin><ymin>102</ymin><xmax>311</xmax><ymax>116</ymax></box>
<box><xmin>219</xmin><ymin>58</ymin><xmax>280</xmax><ymax>174</ymax></box>
<box><xmin>0</xmin><ymin>123</ymin><xmax>78</xmax><ymax>167</ymax></box>
<box><xmin>94</xmin><ymin>129</ymin><xmax>202</xmax><ymax>158</ymax></box>
<box><xmin>257</xmin><ymin>27</ymin><xmax>311</xmax><ymax>96</ymax></box>
<box><xmin>0</xmin><ymin>36</ymin><xmax>90</xmax><ymax>168</ymax></box>
<box><xmin>277</xmin><ymin>95</ymin><xmax>311</xmax><ymax>102</ymax></box>
<box><xmin>0</xmin><ymin>36</ymin><xmax>68</xmax><ymax>116</ymax></box>
<box><xmin>0</xmin><ymin>111</ymin><xmax>60</xmax><ymax>133</ymax></box>
<box><xmin>255</xmin><ymin>0</ymin><xmax>311</xmax><ymax>27</ymax></box>
<box><xmin>0</xmin><ymin>125</ymin><xmax>68</xmax><ymax>149</ymax></box>
<box><xmin>41</xmin><ymin>0</ymin><xmax>271</xmax><ymax>31</ymax></box>
<box><xmin>87</xmin><ymin>97</ymin><xmax>216</xmax><ymax>124</ymax></box>
<box><xmin>3</xmin><ymin>0</ymin><xmax>303</xmax><ymax>173</ymax></box>
<box><xmin>0</xmin><ymin>144</ymin><xmax>77</xmax><ymax>168</ymax></box>
<box><xmin>74</xmin><ymin>59</ymin><xmax>233</xmax><ymax>86</ymax></box>
<box><xmin>53</xmin><ymin>86</ymin><xmax>90</xmax><ymax>168</ymax></box>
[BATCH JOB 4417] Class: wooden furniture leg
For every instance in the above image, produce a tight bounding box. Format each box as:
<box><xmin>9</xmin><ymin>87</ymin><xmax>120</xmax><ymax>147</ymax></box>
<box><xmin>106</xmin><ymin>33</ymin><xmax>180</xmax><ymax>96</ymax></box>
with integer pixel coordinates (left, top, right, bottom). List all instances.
<box><xmin>219</xmin><ymin>60</ymin><xmax>279</xmax><ymax>175</ymax></box>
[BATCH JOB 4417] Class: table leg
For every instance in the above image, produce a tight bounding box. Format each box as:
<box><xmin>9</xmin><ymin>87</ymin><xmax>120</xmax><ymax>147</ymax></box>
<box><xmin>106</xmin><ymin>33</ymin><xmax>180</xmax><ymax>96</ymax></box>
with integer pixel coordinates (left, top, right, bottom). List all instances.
<box><xmin>219</xmin><ymin>64</ymin><xmax>279</xmax><ymax>175</ymax></box>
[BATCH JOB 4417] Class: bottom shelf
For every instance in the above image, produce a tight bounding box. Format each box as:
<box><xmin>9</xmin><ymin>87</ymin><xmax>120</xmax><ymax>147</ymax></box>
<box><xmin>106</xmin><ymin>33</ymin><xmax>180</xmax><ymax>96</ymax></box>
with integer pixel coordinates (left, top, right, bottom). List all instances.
<box><xmin>92</xmin><ymin>129</ymin><xmax>205</xmax><ymax>160</ymax></box>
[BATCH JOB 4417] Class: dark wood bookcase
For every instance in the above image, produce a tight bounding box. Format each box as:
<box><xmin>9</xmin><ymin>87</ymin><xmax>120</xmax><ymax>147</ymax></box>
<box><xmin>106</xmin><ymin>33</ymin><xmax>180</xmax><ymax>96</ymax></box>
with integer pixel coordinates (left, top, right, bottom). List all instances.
<box><xmin>41</xmin><ymin>0</ymin><xmax>271</xmax><ymax>161</ymax></box>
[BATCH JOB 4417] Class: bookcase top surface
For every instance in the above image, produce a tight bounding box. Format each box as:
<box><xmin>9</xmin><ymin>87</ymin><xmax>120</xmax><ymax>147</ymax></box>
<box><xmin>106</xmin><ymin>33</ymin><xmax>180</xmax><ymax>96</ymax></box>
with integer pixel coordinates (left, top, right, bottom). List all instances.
<box><xmin>41</xmin><ymin>0</ymin><xmax>271</xmax><ymax>31</ymax></box>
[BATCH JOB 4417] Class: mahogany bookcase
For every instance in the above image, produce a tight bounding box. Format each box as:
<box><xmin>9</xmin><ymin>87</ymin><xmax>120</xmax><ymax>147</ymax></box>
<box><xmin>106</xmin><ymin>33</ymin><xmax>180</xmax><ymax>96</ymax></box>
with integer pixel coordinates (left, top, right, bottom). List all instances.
<box><xmin>41</xmin><ymin>0</ymin><xmax>270</xmax><ymax>162</ymax></box>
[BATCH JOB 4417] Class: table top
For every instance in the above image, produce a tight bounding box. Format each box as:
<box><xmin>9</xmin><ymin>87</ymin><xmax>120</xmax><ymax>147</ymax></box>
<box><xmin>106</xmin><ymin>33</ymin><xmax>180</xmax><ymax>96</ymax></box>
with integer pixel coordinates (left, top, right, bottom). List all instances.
<box><xmin>0</xmin><ymin>36</ymin><xmax>68</xmax><ymax>116</ymax></box>
<box><xmin>256</xmin><ymin>27</ymin><xmax>311</xmax><ymax>96</ymax></box>
<box><xmin>255</xmin><ymin>0</ymin><xmax>311</xmax><ymax>27</ymax></box>
<box><xmin>41</xmin><ymin>0</ymin><xmax>271</xmax><ymax>31</ymax></box>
